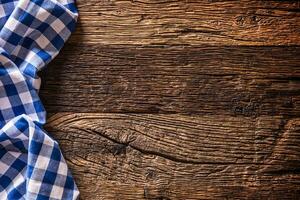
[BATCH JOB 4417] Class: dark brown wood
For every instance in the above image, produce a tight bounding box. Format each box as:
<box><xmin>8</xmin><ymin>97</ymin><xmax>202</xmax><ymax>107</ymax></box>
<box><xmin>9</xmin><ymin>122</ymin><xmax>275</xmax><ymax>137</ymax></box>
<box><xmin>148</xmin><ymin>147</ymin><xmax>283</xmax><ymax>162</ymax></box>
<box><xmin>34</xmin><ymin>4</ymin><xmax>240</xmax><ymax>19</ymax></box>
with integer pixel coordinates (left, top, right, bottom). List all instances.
<box><xmin>41</xmin><ymin>45</ymin><xmax>300</xmax><ymax>116</ymax></box>
<box><xmin>70</xmin><ymin>0</ymin><xmax>300</xmax><ymax>45</ymax></box>
<box><xmin>40</xmin><ymin>0</ymin><xmax>300</xmax><ymax>199</ymax></box>
<box><xmin>45</xmin><ymin>113</ymin><xmax>300</xmax><ymax>200</ymax></box>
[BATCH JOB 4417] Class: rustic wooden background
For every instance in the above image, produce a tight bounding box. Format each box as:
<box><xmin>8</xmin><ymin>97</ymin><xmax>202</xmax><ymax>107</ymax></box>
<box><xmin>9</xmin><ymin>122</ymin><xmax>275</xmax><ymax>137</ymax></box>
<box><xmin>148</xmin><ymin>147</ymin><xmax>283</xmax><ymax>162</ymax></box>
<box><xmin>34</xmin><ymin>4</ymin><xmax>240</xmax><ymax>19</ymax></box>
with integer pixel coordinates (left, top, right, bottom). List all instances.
<box><xmin>40</xmin><ymin>0</ymin><xmax>300</xmax><ymax>199</ymax></box>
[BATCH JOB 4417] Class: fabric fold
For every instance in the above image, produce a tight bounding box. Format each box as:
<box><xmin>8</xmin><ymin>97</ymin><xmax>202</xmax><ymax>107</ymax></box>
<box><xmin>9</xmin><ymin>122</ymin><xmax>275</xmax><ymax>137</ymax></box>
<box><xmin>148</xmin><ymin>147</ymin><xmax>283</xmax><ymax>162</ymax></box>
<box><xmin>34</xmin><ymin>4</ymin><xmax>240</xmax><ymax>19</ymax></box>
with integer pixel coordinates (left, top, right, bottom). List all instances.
<box><xmin>0</xmin><ymin>0</ymin><xmax>78</xmax><ymax>199</ymax></box>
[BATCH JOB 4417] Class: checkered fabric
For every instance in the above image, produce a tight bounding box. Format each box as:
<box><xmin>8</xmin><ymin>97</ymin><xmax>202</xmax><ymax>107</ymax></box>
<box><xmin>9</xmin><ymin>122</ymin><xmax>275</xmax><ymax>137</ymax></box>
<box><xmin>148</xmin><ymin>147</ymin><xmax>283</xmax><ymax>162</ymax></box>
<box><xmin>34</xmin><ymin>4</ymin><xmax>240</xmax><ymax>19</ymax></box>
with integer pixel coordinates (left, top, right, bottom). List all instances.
<box><xmin>0</xmin><ymin>0</ymin><xmax>79</xmax><ymax>199</ymax></box>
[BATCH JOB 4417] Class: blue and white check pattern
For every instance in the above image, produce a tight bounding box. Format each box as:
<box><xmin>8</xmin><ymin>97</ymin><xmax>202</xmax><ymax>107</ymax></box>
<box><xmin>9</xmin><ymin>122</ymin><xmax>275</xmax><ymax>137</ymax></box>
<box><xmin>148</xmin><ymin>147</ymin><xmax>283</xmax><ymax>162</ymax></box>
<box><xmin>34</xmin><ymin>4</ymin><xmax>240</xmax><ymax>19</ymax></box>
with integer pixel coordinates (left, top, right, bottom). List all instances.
<box><xmin>0</xmin><ymin>0</ymin><xmax>78</xmax><ymax>199</ymax></box>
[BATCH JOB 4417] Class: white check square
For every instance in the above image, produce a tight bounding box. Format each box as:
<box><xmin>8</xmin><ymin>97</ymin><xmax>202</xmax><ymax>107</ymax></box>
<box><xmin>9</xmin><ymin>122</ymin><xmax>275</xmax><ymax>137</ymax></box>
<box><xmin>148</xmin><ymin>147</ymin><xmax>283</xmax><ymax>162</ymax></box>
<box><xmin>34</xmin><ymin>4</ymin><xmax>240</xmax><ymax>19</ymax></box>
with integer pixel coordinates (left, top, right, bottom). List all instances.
<box><xmin>0</xmin><ymin>96</ymin><xmax>11</xmax><ymax>110</ymax></box>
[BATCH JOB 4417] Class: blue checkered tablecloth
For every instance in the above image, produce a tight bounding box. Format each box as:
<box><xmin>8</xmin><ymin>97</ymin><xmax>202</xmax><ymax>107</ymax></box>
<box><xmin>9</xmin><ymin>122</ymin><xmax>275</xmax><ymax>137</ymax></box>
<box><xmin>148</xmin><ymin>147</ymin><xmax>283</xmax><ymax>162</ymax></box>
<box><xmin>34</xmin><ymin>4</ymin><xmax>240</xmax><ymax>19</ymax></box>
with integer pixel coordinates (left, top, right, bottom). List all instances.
<box><xmin>0</xmin><ymin>0</ymin><xmax>79</xmax><ymax>199</ymax></box>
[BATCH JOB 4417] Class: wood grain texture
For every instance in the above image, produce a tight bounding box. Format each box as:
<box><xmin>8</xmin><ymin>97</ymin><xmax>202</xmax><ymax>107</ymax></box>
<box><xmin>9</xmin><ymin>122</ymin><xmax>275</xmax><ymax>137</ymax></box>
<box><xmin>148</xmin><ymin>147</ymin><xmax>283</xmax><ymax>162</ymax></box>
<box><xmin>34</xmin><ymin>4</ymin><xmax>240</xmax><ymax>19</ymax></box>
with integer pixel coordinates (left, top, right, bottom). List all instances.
<box><xmin>39</xmin><ymin>0</ymin><xmax>300</xmax><ymax>198</ymax></box>
<box><xmin>40</xmin><ymin>45</ymin><xmax>300</xmax><ymax>116</ymax></box>
<box><xmin>70</xmin><ymin>0</ymin><xmax>300</xmax><ymax>45</ymax></box>
<box><xmin>45</xmin><ymin>113</ymin><xmax>300</xmax><ymax>199</ymax></box>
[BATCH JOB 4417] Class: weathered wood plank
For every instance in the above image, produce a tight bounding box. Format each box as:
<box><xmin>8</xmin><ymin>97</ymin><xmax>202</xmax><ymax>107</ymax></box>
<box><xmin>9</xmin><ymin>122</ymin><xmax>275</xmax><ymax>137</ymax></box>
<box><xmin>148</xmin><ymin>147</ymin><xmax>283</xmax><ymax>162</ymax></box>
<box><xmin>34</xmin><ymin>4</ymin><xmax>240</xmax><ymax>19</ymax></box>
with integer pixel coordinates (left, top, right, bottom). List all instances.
<box><xmin>45</xmin><ymin>113</ymin><xmax>300</xmax><ymax>199</ymax></box>
<box><xmin>71</xmin><ymin>0</ymin><xmax>300</xmax><ymax>45</ymax></box>
<box><xmin>40</xmin><ymin>45</ymin><xmax>300</xmax><ymax>116</ymax></box>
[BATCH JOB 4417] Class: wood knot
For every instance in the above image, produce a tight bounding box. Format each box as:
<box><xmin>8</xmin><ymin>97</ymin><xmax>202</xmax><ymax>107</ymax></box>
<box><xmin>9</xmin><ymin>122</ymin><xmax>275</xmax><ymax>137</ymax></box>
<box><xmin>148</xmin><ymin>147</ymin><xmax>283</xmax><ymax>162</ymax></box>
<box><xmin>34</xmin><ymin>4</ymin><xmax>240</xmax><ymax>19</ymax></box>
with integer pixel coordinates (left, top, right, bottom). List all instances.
<box><xmin>145</xmin><ymin>169</ymin><xmax>157</xmax><ymax>180</ymax></box>
<box><xmin>231</xmin><ymin>96</ymin><xmax>261</xmax><ymax>117</ymax></box>
<box><xmin>112</xmin><ymin>143</ymin><xmax>127</xmax><ymax>156</ymax></box>
<box><xmin>235</xmin><ymin>15</ymin><xmax>261</xmax><ymax>27</ymax></box>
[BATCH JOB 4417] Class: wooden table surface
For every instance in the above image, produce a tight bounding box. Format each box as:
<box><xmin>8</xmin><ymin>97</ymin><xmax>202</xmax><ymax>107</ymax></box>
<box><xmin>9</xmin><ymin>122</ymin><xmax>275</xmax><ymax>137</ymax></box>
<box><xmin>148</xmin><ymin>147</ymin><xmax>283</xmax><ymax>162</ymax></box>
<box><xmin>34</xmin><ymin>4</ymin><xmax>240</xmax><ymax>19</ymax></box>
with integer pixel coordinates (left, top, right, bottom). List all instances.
<box><xmin>40</xmin><ymin>0</ymin><xmax>300</xmax><ymax>199</ymax></box>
